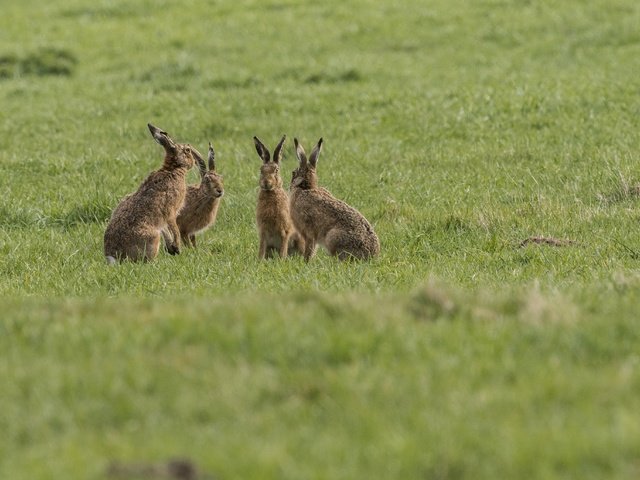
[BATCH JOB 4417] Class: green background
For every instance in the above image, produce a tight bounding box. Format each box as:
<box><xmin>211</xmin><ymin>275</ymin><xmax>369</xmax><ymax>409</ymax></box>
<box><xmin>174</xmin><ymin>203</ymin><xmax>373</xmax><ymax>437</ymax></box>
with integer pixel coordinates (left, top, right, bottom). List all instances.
<box><xmin>1</xmin><ymin>0</ymin><xmax>639</xmax><ymax>478</ymax></box>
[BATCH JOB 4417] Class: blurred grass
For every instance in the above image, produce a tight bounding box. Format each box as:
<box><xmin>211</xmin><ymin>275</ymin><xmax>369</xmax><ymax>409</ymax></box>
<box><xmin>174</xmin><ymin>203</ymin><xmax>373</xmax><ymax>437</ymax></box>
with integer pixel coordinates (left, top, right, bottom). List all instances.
<box><xmin>1</xmin><ymin>286</ymin><xmax>640</xmax><ymax>480</ymax></box>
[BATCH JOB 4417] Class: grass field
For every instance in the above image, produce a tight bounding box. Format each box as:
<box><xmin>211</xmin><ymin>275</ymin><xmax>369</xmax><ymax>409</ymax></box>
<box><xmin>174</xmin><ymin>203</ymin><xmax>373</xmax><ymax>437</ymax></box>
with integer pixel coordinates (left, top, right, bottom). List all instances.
<box><xmin>1</xmin><ymin>0</ymin><xmax>640</xmax><ymax>478</ymax></box>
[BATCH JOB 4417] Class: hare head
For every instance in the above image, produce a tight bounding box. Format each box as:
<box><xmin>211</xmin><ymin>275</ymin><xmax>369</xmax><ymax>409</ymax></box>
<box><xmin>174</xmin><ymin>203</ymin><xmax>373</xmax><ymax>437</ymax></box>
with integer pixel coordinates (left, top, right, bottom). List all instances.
<box><xmin>291</xmin><ymin>138</ymin><xmax>323</xmax><ymax>190</ymax></box>
<box><xmin>195</xmin><ymin>142</ymin><xmax>224</xmax><ymax>198</ymax></box>
<box><xmin>148</xmin><ymin>123</ymin><xmax>199</xmax><ymax>171</ymax></box>
<box><xmin>254</xmin><ymin>135</ymin><xmax>286</xmax><ymax>192</ymax></box>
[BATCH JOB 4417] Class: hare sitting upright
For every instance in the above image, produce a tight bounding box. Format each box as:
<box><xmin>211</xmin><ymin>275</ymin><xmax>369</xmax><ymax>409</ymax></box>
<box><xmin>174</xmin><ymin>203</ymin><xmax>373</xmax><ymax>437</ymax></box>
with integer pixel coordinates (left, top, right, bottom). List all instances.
<box><xmin>289</xmin><ymin>138</ymin><xmax>380</xmax><ymax>261</ymax></box>
<box><xmin>254</xmin><ymin>135</ymin><xmax>304</xmax><ymax>259</ymax></box>
<box><xmin>175</xmin><ymin>142</ymin><xmax>224</xmax><ymax>248</ymax></box>
<box><xmin>103</xmin><ymin>124</ymin><xmax>199</xmax><ymax>263</ymax></box>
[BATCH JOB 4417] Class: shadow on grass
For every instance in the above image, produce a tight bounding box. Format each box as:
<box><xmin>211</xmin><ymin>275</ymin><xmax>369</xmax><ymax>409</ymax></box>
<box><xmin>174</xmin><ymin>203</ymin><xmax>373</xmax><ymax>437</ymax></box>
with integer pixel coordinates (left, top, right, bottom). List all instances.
<box><xmin>0</xmin><ymin>201</ymin><xmax>111</xmax><ymax>230</ymax></box>
<box><xmin>136</xmin><ymin>62</ymin><xmax>199</xmax><ymax>91</ymax></box>
<box><xmin>60</xmin><ymin>4</ymin><xmax>142</xmax><ymax>20</ymax></box>
<box><xmin>597</xmin><ymin>176</ymin><xmax>640</xmax><ymax>205</ymax></box>
<box><xmin>0</xmin><ymin>48</ymin><xmax>77</xmax><ymax>79</ymax></box>
<box><xmin>0</xmin><ymin>205</ymin><xmax>44</xmax><ymax>229</ymax></box>
<box><xmin>206</xmin><ymin>77</ymin><xmax>258</xmax><ymax>90</ymax></box>
<box><xmin>304</xmin><ymin>68</ymin><xmax>363</xmax><ymax>85</ymax></box>
<box><xmin>57</xmin><ymin>201</ymin><xmax>113</xmax><ymax>228</ymax></box>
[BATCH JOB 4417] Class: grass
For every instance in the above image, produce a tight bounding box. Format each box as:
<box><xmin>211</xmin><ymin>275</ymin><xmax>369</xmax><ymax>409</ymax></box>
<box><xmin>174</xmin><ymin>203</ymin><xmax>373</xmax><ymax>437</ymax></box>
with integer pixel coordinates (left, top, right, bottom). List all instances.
<box><xmin>1</xmin><ymin>0</ymin><xmax>640</xmax><ymax>478</ymax></box>
<box><xmin>2</xmin><ymin>288</ymin><xmax>640</xmax><ymax>479</ymax></box>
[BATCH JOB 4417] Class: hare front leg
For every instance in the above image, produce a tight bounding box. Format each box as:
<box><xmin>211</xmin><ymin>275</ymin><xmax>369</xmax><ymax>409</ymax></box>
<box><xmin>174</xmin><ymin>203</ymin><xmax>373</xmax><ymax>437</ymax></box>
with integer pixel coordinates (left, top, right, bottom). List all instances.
<box><xmin>258</xmin><ymin>236</ymin><xmax>267</xmax><ymax>259</ymax></box>
<box><xmin>161</xmin><ymin>228</ymin><xmax>175</xmax><ymax>253</ymax></box>
<box><xmin>303</xmin><ymin>237</ymin><xmax>316</xmax><ymax>262</ymax></box>
<box><xmin>166</xmin><ymin>219</ymin><xmax>181</xmax><ymax>255</ymax></box>
<box><xmin>279</xmin><ymin>232</ymin><xmax>290</xmax><ymax>258</ymax></box>
<box><xmin>189</xmin><ymin>234</ymin><xmax>196</xmax><ymax>248</ymax></box>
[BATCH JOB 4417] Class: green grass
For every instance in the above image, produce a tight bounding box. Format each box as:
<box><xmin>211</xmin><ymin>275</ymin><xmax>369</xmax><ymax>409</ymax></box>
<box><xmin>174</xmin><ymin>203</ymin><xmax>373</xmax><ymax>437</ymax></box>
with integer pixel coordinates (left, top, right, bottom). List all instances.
<box><xmin>1</xmin><ymin>0</ymin><xmax>640</xmax><ymax>478</ymax></box>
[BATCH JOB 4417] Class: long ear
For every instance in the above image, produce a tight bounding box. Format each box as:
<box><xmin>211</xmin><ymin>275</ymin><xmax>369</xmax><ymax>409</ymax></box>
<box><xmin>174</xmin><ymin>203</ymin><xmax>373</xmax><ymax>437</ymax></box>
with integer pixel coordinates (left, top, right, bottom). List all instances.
<box><xmin>253</xmin><ymin>136</ymin><xmax>270</xmax><ymax>163</ymax></box>
<box><xmin>294</xmin><ymin>138</ymin><xmax>307</xmax><ymax>166</ymax></box>
<box><xmin>208</xmin><ymin>142</ymin><xmax>216</xmax><ymax>171</ymax></box>
<box><xmin>193</xmin><ymin>147</ymin><xmax>207</xmax><ymax>179</ymax></box>
<box><xmin>147</xmin><ymin>123</ymin><xmax>176</xmax><ymax>152</ymax></box>
<box><xmin>308</xmin><ymin>137</ymin><xmax>323</xmax><ymax>167</ymax></box>
<box><xmin>273</xmin><ymin>135</ymin><xmax>286</xmax><ymax>164</ymax></box>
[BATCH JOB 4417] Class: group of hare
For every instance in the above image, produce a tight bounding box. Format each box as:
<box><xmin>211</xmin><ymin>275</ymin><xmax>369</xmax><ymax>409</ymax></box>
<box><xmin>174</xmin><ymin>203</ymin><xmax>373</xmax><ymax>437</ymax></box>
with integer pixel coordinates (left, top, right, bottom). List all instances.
<box><xmin>103</xmin><ymin>124</ymin><xmax>380</xmax><ymax>264</ymax></box>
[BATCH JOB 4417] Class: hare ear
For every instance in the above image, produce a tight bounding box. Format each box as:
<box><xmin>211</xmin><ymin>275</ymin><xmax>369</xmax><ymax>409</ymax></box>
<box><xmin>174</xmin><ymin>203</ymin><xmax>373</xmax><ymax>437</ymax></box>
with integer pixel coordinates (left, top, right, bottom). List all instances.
<box><xmin>253</xmin><ymin>136</ymin><xmax>270</xmax><ymax>163</ymax></box>
<box><xmin>294</xmin><ymin>138</ymin><xmax>307</xmax><ymax>166</ymax></box>
<box><xmin>208</xmin><ymin>142</ymin><xmax>216</xmax><ymax>171</ymax></box>
<box><xmin>308</xmin><ymin>137</ymin><xmax>323</xmax><ymax>167</ymax></box>
<box><xmin>148</xmin><ymin>123</ymin><xmax>176</xmax><ymax>152</ymax></box>
<box><xmin>193</xmin><ymin>147</ymin><xmax>207</xmax><ymax>179</ymax></box>
<box><xmin>273</xmin><ymin>135</ymin><xmax>286</xmax><ymax>164</ymax></box>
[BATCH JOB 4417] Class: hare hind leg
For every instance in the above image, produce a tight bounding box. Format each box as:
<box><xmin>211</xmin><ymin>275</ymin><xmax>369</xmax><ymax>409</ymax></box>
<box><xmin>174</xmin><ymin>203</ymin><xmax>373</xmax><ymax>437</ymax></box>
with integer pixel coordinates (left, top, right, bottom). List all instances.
<box><xmin>288</xmin><ymin>232</ymin><xmax>305</xmax><ymax>257</ymax></box>
<box><xmin>133</xmin><ymin>233</ymin><xmax>160</xmax><ymax>262</ymax></box>
<box><xmin>325</xmin><ymin>229</ymin><xmax>367</xmax><ymax>261</ymax></box>
<box><xmin>163</xmin><ymin>219</ymin><xmax>182</xmax><ymax>255</ymax></box>
<box><xmin>303</xmin><ymin>238</ymin><xmax>317</xmax><ymax>261</ymax></box>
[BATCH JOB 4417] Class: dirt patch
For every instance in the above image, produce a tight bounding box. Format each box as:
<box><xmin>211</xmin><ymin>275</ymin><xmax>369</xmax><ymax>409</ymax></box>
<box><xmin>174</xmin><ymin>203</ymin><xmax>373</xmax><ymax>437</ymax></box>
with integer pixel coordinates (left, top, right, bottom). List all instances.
<box><xmin>519</xmin><ymin>236</ymin><xmax>576</xmax><ymax>248</ymax></box>
<box><xmin>304</xmin><ymin>68</ymin><xmax>362</xmax><ymax>84</ymax></box>
<box><xmin>107</xmin><ymin>458</ymin><xmax>213</xmax><ymax>480</ymax></box>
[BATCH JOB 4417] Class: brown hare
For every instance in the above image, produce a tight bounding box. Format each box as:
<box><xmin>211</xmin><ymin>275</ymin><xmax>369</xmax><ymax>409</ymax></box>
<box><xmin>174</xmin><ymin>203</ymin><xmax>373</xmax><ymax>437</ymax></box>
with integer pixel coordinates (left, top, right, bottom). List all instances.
<box><xmin>175</xmin><ymin>142</ymin><xmax>224</xmax><ymax>248</ymax></box>
<box><xmin>103</xmin><ymin>123</ymin><xmax>200</xmax><ymax>264</ymax></box>
<box><xmin>254</xmin><ymin>135</ymin><xmax>304</xmax><ymax>259</ymax></box>
<box><xmin>290</xmin><ymin>137</ymin><xmax>380</xmax><ymax>261</ymax></box>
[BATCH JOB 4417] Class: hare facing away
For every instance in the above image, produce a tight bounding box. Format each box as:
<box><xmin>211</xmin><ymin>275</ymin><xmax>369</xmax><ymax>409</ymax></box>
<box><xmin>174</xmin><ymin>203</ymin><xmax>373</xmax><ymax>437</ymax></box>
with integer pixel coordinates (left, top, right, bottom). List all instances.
<box><xmin>174</xmin><ymin>142</ymin><xmax>224</xmax><ymax>248</ymax></box>
<box><xmin>103</xmin><ymin>124</ymin><xmax>199</xmax><ymax>264</ymax></box>
<box><xmin>254</xmin><ymin>135</ymin><xmax>305</xmax><ymax>259</ymax></box>
<box><xmin>289</xmin><ymin>138</ymin><xmax>380</xmax><ymax>261</ymax></box>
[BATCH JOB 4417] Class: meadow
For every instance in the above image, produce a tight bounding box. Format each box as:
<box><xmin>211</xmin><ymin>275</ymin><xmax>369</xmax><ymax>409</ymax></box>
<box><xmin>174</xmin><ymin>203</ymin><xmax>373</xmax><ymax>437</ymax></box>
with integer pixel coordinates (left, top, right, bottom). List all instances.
<box><xmin>1</xmin><ymin>0</ymin><xmax>640</xmax><ymax>478</ymax></box>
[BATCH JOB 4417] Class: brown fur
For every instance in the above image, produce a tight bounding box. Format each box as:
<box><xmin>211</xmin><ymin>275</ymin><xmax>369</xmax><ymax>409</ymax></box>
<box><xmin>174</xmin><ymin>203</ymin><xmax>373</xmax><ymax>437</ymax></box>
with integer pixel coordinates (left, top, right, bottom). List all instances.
<box><xmin>103</xmin><ymin>124</ymin><xmax>198</xmax><ymax>263</ymax></box>
<box><xmin>175</xmin><ymin>143</ymin><xmax>224</xmax><ymax>247</ymax></box>
<box><xmin>290</xmin><ymin>138</ymin><xmax>380</xmax><ymax>261</ymax></box>
<box><xmin>254</xmin><ymin>135</ymin><xmax>305</xmax><ymax>259</ymax></box>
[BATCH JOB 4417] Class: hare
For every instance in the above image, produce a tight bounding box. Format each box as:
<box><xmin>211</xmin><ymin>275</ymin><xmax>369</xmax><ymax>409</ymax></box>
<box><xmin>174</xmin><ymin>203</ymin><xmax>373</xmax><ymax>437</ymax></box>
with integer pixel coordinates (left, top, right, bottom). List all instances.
<box><xmin>254</xmin><ymin>135</ymin><xmax>305</xmax><ymax>259</ymax></box>
<box><xmin>175</xmin><ymin>142</ymin><xmax>224</xmax><ymax>248</ymax></box>
<box><xmin>103</xmin><ymin>123</ymin><xmax>199</xmax><ymax>264</ymax></box>
<box><xmin>289</xmin><ymin>137</ymin><xmax>380</xmax><ymax>261</ymax></box>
